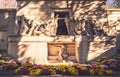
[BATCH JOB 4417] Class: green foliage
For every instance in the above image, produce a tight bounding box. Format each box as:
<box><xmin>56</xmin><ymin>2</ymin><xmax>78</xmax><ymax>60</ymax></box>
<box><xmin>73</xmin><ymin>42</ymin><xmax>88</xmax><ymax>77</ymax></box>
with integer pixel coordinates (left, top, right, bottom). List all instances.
<box><xmin>116</xmin><ymin>0</ymin><xmax>120</xmax><ymax>8</ymax></box>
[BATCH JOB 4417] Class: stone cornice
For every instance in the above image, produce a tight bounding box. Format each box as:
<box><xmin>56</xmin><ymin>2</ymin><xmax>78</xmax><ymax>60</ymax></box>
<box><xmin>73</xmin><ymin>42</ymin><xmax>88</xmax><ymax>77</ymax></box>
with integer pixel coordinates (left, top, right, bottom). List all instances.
<box><xmin>107</xmin><ymin>9</ymin><xmax>120</xmax><ymax>11</ymax></box>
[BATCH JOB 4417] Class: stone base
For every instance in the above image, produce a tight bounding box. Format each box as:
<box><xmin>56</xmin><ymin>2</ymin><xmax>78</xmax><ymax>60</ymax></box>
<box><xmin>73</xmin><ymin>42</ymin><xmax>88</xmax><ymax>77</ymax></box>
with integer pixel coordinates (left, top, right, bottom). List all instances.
<box><xmin>8</xmin><ymin>35</ymin><xmax>80</xmax><ymax>64</ymax></box>
<box><xmin>8</xmin><ymin>35</ymin><xmax>117</xmax><ymax>64</ymax></box>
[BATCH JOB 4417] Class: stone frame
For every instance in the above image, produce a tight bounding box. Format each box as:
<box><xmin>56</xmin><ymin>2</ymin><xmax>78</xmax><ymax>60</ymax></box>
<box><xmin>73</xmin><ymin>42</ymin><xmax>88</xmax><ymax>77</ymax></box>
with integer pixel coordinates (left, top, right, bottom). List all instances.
<box><xmin>51</xmin><ymin>8</ymin><xmax>72</xmax><ymax>18</ymax></box>
<box><xmin>47</xmin><ymin>42</ymin><xmax>79</xmax><ymax>63</ymax></box>
<box><xmin>50</xmin><ymin>8</ymin><xmax>74</xmax><ymax>35</ymax></box>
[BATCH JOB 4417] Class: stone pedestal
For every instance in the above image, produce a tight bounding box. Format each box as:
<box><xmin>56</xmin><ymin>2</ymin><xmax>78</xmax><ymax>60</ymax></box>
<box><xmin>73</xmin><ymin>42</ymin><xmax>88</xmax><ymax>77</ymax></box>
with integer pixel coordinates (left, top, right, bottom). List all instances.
<box><xmin>8</xmin><ymin>35</ymin><xmax>79</xmax><ymax>64</ymax></box>
<box><xmin>8</xmin><ymin>35</ymin><xmax>117</xmax><ymax>64</ymax></box>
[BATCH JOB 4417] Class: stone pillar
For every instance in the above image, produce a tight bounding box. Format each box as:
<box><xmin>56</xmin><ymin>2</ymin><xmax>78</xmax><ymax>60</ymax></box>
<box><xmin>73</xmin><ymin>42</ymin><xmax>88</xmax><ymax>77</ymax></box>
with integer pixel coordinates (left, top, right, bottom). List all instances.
<box><xmin>8</xmin><ymin>10</ymin><xmax>18</xmax><ymax>36</ymax></box>
<box><xmin>116</xmin><ymin>31</ymin><xmax>120</xmax><ymax>53</ymax></box>
<box><xmin>0</xmin><ymin>9</ymin><xmax>17</xmax><ymax>51</ymax></box>
<box><xmin>78</xmin><ymin>36</ymin><xmax>89</xmax><ymax>64</ymax></box>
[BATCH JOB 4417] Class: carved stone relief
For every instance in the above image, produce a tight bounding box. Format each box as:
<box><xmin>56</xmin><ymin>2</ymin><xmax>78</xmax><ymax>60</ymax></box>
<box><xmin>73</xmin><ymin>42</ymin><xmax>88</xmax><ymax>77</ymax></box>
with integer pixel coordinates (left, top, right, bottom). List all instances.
<box><xmin>17</xmin><ymin>14</ymin><xmax>107</xmax><ymax>38</ymax></box>
<box><xmin>48</xmin><ymin>43</ymin><xmax>78</xmax><ymax>63</ymax></box>
<box><xmin>74</xmin><ymin>18</ymin><xmax>107</xmax><ymax>37</ymax></box>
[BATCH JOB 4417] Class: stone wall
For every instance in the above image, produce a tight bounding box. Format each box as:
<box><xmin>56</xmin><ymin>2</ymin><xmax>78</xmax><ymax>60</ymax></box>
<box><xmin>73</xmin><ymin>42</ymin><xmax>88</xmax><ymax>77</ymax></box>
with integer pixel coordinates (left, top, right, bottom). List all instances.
<box><xmin>0</xmin><ymin>31</ymin><xmax>7</xmax><ymax>50</ymax></box>
<box><xmin>107</xmin><ymin>9</ymin><xmax>120</xmax><ymax>53</ymax></box>
<box><xmin>8</xmin><ymin>0</ymin><xmax>118</xmax><ymax>64</ymax></box>
<box><xmin>7</xmin><ymin>0</ymin><xmax>118</xmax><ymax>64</ymax></box>
<box><xmin>88</xmin><ymin>36</ymin><xmax>116</xmax><ymax>62</ymax></box>
<box><xmin>8</xmin><ymin>36</ymin><xmax>80</xmax><ymax>64</ymax></box>
<box><xmin>107</xmin><ymin>9</ymin><xmax>120</xmax><ymax>54</ymax></box>
<box><xmin>8</xmin><ymin>35</ymin><xmax>117</xmax><ymax>64</ymax></box>
<box><xmin>15</xmin><ymin>0</ymin><xmax>108</xmax><ymax>37</ymax></box>
<box><xmin>0</xmin><ymin>0</ymin><xmax>119</xmax><ymax>64</ymax></box>
<box><xmin>0</xmin><ymin>9</ymin><xmax>17</xmax><ymax>35</ymax></box>
<box><xmin>0</xmin><ymin>9</ymin><xmax>17</xmax><ymax>51</ymax></box>
<box><xmin>107</xmin><ymin>9</ymin><xmax>120</xmax><ymax>35</ymax></box>
<box><xmin>17</xmin><ymin>0</ymin><xmax>107</xmax><ymax>25</ymax></box>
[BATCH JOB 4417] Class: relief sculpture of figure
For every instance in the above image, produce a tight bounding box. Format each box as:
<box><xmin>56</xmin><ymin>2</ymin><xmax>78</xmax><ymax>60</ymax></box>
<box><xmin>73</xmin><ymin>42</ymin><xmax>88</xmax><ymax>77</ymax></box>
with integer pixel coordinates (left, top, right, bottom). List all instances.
<box><xmin>74</xmin><ymin>18</ymin><xmax>96</xmax><ymax>39</ymax></box>
<box><xmin>74</xmin><ymin>18</ymin><xmax>86</xmax><ymax>35</ymax></box>
<box><xmin>47</xmin><ymin>19</ymin><xmax>56</xmax><ymax>35</ymax></box>
<box><xmin>29</xmin><ymin>19</ymin><xmax>51</xmax><ymax>36</ymax></box>
<box><xmin>65</xmin><ymin>15</ymin><xmax>70</xmax><ymax>35</ymax></box>
<box><xmin>85</xmin><ymin>19</ymin><xmax>96</xmax><ymax>36</ymax></box>
<box><xmin>45</xmin><ymin>16</ymin><xmax>58</xmax><ymax>36</ymax></box>
<box><xmin>27</xmin><ymin>20</ymin><xmax>41</xmax><ymax>36</ymax></box>
<box><xmin>33</xmin><ymin>23</ymin><xmax>48</xmax><ymax>36</ymax></box>
<box><xmin>48</xmin><ymin>45</ymin><xmax>63</xmax><ymax>62</ymax></box>
<box><xmin>17</xmin><ymin>15</ymin><xmax>22</xmax><ymax>35</ymax></box>
<box><xmin>17</xmin><ymin>15</ymin><xmax>30</xmax><ymax>35</ymax></box>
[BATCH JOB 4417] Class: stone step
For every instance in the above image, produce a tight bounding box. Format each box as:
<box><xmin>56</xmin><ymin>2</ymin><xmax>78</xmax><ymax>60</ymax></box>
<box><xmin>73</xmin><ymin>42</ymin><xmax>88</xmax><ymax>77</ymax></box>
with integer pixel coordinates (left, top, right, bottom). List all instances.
<box><xmin>0</xmin><ymin>75</ymin><xmax>120</xmax><ymax>77</ymax></box>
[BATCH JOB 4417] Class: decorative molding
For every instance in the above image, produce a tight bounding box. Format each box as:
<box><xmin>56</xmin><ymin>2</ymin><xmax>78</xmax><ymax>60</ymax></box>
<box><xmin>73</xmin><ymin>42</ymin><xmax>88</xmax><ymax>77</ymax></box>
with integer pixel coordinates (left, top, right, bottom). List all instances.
<box><xmin>107</xmin><ymin>9</ymin><xmax>120</xmax><ymax>11</ymax></box>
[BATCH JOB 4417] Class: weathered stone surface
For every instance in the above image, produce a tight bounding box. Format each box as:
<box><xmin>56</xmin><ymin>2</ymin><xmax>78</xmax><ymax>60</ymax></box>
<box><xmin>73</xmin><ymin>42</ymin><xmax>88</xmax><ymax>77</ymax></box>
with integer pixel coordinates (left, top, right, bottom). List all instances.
<box><xmin>8</xmin><ymin>36</ymin><xmax>79</xmax><ymax>64</ymax></box>
<box><xmin>8</xmin><ymin>40</ymin><xmax>48</xmax><ymax>64</ymax></box>
<box><xmin>0</xmin><ymin>0</ymin><xmax>17</xmax><ymax>9</ymax></box>
<box><xmin>107</xmin><ymin>9</ymin><xmax>120</xmax><ymax>36</ymax></box>
<box><xmin>4</xmin><ymin>0</ymin><xmax>119</xmax><ymax>64</ymax></box>
<box><xmin>88</xmin><ymin>36</ymin><xmax>116</xmax><ymax>62</ymax></box>
<box><xmin>8</xmin><ymin>35</ymin><xmax>118</xmax><ymax>64</ymax></box>
<box><xmin>17</xmin><ymin>0</ymin><xmax>107</xmax><ymax>26</ymax></box>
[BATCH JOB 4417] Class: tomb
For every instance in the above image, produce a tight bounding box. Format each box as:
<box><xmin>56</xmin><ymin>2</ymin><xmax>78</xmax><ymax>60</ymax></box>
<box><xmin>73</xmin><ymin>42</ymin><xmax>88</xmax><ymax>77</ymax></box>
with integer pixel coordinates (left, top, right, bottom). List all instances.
<box><xmin>1</xmin><ymin>0</ymin><xmax>116</xmax><ymax>65</ymax></box>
